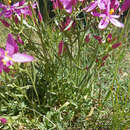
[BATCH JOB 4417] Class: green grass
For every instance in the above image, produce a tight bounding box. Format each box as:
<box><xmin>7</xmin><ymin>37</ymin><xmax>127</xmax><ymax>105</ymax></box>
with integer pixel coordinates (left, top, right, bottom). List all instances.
<box><xmin>0</xmin><ymin>23</ymin><xmax>9</xmax><ymax>47</ymax></box>
<box><xmin>0</xmin><ymin>16</ymin><xmax>129</xmax><ymax>130</ymax></box>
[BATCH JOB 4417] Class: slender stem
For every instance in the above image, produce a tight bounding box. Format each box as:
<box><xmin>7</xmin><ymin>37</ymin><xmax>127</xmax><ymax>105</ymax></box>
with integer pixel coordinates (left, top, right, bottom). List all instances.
<box><xmin>26</xmin><ymin>66</ymin><xmax>40</xmax><ymax>104</ymax></box>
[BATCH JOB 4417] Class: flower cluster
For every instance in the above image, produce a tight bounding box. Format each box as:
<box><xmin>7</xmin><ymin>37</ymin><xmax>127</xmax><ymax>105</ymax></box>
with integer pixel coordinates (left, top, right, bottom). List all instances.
<box><xmin>51</xmin><ymin>0</ymin><xmax>84</xmax><ymax>13</ymax></box>
<box><xmin>0</xmin><ymin>0</ymin><xmax>36</xmax><ymax>27</ymax></box>
<box><xmin>83</xmin><ymin>0</ymin><xmax>125</xmax><ymax>29</ymax></box>
<box><xmin>0</xmin><ymin>0</ymin><xmax>36</xmax><ymax>18</ymax></box>
<box><xmin>51</xmin><ymin>0</ymin><xmax>130</xmax><ymax>29</ymax></box>
<box><xmin>0</xmin><ymin>0</ymin><xmax>128</xmax><ymax>74</ymax></box>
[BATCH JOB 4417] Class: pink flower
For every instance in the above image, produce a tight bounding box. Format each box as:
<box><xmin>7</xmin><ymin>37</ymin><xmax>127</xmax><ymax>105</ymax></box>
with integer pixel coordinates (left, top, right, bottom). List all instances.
<box><xmin>52</xmin><ymin>0</ymin><xmax>78</xmax><ymax>13</ymax></box>
<box><xmin>0</xmin><ymin>0</ymin><xmax>36</xmax><ymax>18</ymax></box>
<box><xmin>0</xmin><ymin>34</ymin><xmax>34</xmax><ymax>73</ymax></box>
<box><xmin>112</xmin><ymin>42</ymin><xmax>121</xmax><ymax>49</ymax></box>
<box><xmin>0</xmin><ymin>118</ymin><xmax>7</xmax><ymax>124</ymax></box>
<box><xmin>98</xmin><ymin>0</ymin><xmax>124</xmax><ymax>29</ymax></box>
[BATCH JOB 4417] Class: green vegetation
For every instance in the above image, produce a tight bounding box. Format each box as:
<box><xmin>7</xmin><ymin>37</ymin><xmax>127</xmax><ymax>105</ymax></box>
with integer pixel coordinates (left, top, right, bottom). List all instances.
<box><xmin>0</xmin><ymin>1</ymin><xmax>129</xmax><ymax>129</ymax></box>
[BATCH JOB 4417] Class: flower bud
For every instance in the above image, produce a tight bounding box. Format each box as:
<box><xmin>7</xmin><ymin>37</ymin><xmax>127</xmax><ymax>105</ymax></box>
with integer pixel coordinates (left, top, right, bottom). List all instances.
<box><xmin>58</xmin><ymin>40</ymin><xmax>64</xmax><ymax>56</ymax></box>
<box><xmin>38</xmin><ymin>11</ymin><xmax>43</xmax><ymax>22</ymax></box>
<box><xmin>112</xmin><ymin>42</ymin><xmax>122</xmax><ymax>49</ymax></box>
<box><xmin>102</xmin><ymin>55</ymin><xmax>108</xmax><ymax>61</ymax></box>
<box><xmin>0</xmin><ymin>19</ymin><xmax>10</xmax><ymax>27</ymax></box>
<box><xmin>107</xmin><ymin>33</ymin><xmax>112</xmax><ymax>42</ymax></box>
<box><xmin>85</xmin><ymin>34</ymin><xmax>90</xmax><ymax>43</ymax></box>
<box><xmin>93</xmin><ymin>35</ymin><xmax>102</xmax><ymax>44</ymax></box>
<box><xmin>14</xmin><ymin>15</ymin><xmax>19</xmax><ymax>24</ymax></box>
<box><xmin>17</xmin><ymin>35</ymin><xmax>24</xmax><ymax>44</ymax></box>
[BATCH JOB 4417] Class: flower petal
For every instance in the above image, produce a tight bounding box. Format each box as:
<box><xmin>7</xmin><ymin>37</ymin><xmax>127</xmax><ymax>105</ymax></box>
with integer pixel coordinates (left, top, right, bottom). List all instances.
<box><xmin>83</xmin><ymin>1</ymin><xmax>98</xmax><ymax>12</ymax></box>
<box><xmin>98</xmin><ymin>0</ymin><xmax>106</xmax><ymax>10</ymax></box>
<box><xmin>110</xmin><ymin>0</ymin><xmax>120</xmax><ymax>11</ymax></box>
<box><xmin>111</xmin><ymin>15</ymin><xmax>120</xmax><ymax>18</ymax></box>
<box><xmin>98</xmin><ymin>18</ymin><xmax>109</xmax><ymax>29</ymax></box>
<box><xmin>12</xmin><ymin>53</ymin><xmax>34</xmax><ymax>63</ymax></box>
<box><xmin>110</xmin><ymin>18</ymin><xmax>124</xmax><ymax>28</ymax></box>
<box><xmin>98</xmin><ymin>14</ymin><xmax>106</xmax><ymax>17</ymax></box>
<box><xmin>60</xmin><ymin>0</ymin><xmax>73</xmax><ymax>13</ymax></box>
<box><xmin>6</xmin><ymin>34</ymin><xmax>18</xmax><ymax>55</ymax></box>
<box><xmin>0</xmin><ymin>61</ymin><xmax>4</xmax><ymax>73</ymax></box>
<box><xmin>0</xmin><ymin>48</ymin><xmax>5</xmax><ymax>57</ymax></box>
<box><xmin>91</xmin><ymin>9</ymin><xmax>101</xmax><ymax>17</ymax></box>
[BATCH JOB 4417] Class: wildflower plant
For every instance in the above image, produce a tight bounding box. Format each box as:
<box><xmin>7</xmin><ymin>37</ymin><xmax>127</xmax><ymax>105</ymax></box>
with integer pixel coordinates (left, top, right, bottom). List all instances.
<box><xmin>0</xmin><ymin>0</ymin><xmax>129</xmax><ymax>129</ymax></box>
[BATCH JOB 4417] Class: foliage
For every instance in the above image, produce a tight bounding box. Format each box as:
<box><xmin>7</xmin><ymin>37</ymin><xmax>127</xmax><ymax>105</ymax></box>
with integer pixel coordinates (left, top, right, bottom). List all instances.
<box><xmin>0</xmin><ymin>0</ymin><xmax>129</xmax><ymax>129</ymax></box>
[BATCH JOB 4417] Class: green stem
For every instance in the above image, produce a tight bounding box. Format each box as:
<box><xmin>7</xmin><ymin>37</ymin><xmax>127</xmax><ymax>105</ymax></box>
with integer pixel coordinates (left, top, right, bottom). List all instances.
<box><xmin>26</xmin><ymin>66</ymin><xmax>40</xmax><ymax>104</ymax></box>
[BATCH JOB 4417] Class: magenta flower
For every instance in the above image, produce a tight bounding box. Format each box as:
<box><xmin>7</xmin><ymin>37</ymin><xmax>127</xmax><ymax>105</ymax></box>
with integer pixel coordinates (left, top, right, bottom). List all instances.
<box><xmin>0</xmin><ymin>0</ymin><xmax>36</xmax><ymax>18</ymax></box>
<box><xmin>0</xmin><ymin>34</ymin><xmax>34</xmax><ymax>73</ymax></box>
<box><xmin>90</xmin><ymin>0</ymin><xmax>119</xmax><ymax>16</ymax></box>
<box><xmin>98</xmin><ymin>0</ymin><xmax>124</xmax><ymax>29</ymax></box>
<box><xmin>0</xmin><ymin>117</ymin><xmax>7</xmax><ymax>124</ymax></box>
<box><xmin>52</xmin><ymin>0</ymin><xmax>78</xmax><ymax>13</ymax></box>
